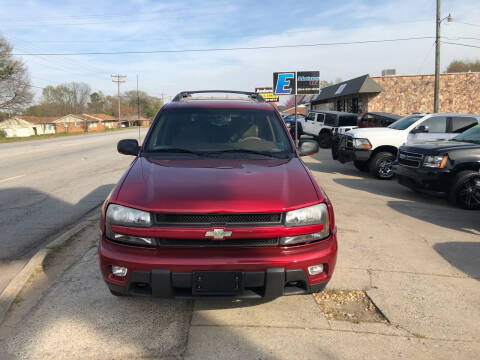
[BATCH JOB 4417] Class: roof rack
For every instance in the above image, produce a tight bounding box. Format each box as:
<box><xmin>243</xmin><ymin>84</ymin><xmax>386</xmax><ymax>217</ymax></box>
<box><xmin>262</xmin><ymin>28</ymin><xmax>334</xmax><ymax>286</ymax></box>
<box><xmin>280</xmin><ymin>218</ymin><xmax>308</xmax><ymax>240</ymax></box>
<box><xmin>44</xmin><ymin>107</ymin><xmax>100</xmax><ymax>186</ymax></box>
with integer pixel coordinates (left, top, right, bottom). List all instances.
<box><xmin>172</xmin><ymin>90</ymin><xmax>265</xmax><ymax>103</ymax></box>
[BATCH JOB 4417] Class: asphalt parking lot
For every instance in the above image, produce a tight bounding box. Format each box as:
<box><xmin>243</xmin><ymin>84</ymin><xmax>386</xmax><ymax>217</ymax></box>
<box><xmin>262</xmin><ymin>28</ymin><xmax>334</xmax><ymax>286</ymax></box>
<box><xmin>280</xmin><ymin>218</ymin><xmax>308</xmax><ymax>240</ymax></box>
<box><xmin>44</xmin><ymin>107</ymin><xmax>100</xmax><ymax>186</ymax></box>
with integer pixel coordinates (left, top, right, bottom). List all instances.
<box><xmin>1</xmin><ymin>149</ymin><xmax>479</xmax><ymax>359</ymax></box>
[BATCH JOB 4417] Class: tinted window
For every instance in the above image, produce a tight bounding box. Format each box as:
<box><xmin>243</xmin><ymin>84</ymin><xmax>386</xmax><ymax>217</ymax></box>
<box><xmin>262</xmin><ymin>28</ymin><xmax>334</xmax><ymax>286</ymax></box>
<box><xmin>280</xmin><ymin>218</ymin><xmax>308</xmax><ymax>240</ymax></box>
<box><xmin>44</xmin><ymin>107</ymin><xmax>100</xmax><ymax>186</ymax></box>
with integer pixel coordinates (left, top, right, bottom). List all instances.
<box><xmin>389</xmin><ymin>115</ymin><xmax>424</xmax><ymax>130</ymax></box>
<box><xmin>451</xmin><ymin>116</ymin><xmax>478</xmax><ymax>133</ymax></box>
<box><xmin>420</xmin><ymin>116</ymin><xmax>447</xmax><ymax>133</ymax></box>
<box><xmin>325</xmin><ymin>113</ymin><xmax>337</xmax><ymax>126</ymax></box>
<box><xmin>316</xmin><ymin>113</ymin><xmax>325</xmax><ymax>122</ymax></box>
<box><xmin>452</xmin><ymin>125</ymin><xmax>480</xmax><ymax>143</ymax></box>
<box><xmin>338</xmin><ymin>115</ymin><xmax>358</xmax><ymax>126</ymax></box>
<box><xmin>306</xmin><ymin>113</ymin><xmax>315</xmax><ymax>121</ymax></box>
<box><xmin>144</xmin><ymin>108</ymin><xmax>293</xmax><ymax>156</ymax></box>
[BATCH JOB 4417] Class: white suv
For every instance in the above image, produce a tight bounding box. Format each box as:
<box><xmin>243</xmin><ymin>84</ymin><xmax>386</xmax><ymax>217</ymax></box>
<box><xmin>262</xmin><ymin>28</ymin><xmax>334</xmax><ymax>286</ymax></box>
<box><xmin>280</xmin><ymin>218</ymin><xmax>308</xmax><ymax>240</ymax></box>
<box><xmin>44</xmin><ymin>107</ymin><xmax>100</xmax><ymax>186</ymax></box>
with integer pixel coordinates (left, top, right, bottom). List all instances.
<box><xmin>299</xmin><ymin>110</ymin><xmax>358</xmax><ymax>148</ymax></box>
<box><xmin>335</xmin><ymin>113</ymin><xmax>480</xmax><ymax>179</ymax></box>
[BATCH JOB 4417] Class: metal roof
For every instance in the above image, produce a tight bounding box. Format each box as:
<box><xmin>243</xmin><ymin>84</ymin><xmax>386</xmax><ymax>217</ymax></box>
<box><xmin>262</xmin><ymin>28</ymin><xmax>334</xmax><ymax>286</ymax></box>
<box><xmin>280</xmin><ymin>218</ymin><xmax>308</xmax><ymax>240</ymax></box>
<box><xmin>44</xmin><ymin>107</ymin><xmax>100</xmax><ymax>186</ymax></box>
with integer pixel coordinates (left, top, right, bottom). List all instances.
<box><xmin>310</xmin><ymin>74</ymin><xmax>384</xmax><ymax>103</ymax></box>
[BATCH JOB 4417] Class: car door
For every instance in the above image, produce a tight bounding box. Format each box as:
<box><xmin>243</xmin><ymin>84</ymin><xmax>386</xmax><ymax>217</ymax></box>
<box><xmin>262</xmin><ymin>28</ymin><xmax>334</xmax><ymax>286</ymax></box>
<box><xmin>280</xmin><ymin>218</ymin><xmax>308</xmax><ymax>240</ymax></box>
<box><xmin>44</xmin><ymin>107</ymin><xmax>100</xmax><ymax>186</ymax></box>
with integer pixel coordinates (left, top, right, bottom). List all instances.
<box><xmin>312</xmin><ymin>113</ymin><xmax>325</xmax><ymax>135</ymax></box>
<box><xmin>303</xmin><ymin>112</ymin><xmax>316</xmax><ymax>134</ymax></box>
<box><xmin>408</xmin><ymin>116</ymin><xmax>448</xmax><ymax>143</ymax></box>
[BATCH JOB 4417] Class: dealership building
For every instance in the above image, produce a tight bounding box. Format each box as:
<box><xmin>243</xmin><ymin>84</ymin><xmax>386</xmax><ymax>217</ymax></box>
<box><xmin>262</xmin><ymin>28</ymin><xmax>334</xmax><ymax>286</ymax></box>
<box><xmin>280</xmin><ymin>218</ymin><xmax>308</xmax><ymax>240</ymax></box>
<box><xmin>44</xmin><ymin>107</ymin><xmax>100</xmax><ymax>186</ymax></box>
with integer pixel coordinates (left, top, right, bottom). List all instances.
<box><xmin>309</xmin><ymin>72</ymin><xmax>480</xmax><ymax>116</ymax></box>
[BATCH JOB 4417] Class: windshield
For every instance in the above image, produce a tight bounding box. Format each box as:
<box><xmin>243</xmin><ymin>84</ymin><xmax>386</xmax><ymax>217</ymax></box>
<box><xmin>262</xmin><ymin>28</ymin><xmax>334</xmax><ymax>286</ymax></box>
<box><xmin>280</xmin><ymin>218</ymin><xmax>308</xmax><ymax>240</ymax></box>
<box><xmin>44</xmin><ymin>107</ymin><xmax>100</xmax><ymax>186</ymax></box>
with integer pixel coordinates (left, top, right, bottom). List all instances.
<box><xmin>452</xmin><ymin>125</ymin><xmax>480</xmax><ymax>144</ymax></box>
<box><xmin>388</xmin><ymin>115</ymin><xmax>424</xmax><ymax>130</ymax></box>
<box><xmin>338</xmin><ymin>115</ymin><xmax>358</xmax><ymax>127</ymax></box>
<box><xmin>143</xmin><ymin>108</ymin><xmax>294</xmax><ymax>157</ymax></box>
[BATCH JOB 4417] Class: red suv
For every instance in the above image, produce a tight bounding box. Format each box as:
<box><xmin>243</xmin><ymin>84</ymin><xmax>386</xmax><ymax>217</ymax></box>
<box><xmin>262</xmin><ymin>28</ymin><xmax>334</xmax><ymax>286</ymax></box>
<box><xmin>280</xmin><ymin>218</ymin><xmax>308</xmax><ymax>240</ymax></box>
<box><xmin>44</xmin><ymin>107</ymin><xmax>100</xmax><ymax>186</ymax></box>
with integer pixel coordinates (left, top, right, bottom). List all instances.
<box><xmin>99</xmin><ymin>90</ymin><xmax>337</xmax><ymax>299</ymax></box>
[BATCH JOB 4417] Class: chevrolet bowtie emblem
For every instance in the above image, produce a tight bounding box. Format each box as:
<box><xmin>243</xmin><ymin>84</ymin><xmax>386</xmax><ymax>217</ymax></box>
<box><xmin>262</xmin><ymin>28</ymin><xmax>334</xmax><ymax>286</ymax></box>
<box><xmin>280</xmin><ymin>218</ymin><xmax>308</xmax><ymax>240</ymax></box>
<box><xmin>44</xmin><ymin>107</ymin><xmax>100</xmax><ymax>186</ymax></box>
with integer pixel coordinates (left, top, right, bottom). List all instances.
<box><xmin>205</xmin><ymin>228</ymin><xmax>232</xmax><ymax>240</ymax></box>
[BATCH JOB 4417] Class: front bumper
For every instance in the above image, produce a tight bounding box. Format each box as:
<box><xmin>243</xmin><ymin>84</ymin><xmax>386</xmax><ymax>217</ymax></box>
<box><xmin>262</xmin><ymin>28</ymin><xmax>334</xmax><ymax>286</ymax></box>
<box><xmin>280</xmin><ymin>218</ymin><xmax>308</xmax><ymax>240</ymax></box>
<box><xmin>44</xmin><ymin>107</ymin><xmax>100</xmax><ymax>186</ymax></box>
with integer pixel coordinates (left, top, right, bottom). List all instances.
<box><xmin>333</xmin><ymin>135</ymin><xmax>371</xmax><ymax>163</ymax></box>
<box><xmin>98</xmin><ymin>232</ymin><xmax>337</xmax><ymax>299</ymax></box>
<box><xmin>393</xmin><ymin>162</ymin><xmax>452</xmax><ymax>193</ymax></box>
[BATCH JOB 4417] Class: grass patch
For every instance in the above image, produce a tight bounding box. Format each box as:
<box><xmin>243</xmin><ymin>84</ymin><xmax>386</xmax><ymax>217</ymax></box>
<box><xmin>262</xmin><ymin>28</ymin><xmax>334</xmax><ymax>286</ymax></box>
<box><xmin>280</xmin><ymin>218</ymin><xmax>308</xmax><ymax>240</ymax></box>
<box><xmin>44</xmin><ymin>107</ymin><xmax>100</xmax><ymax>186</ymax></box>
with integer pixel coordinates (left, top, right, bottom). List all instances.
<box><xmin>0</xmin><ymin>126</ymin><xmax>148</xmax><ymax>144</ymax></box>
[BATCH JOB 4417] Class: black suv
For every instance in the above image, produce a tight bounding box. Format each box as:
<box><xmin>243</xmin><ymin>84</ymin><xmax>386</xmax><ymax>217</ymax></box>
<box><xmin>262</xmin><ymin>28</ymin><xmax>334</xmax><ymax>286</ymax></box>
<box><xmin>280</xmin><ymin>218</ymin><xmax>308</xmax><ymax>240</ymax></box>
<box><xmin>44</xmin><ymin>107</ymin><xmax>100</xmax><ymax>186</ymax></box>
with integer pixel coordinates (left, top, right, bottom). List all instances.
<box><xmin>393</xmin><ymin>125</ymin><xmax>480</xmax><ymax>209</ymax></box>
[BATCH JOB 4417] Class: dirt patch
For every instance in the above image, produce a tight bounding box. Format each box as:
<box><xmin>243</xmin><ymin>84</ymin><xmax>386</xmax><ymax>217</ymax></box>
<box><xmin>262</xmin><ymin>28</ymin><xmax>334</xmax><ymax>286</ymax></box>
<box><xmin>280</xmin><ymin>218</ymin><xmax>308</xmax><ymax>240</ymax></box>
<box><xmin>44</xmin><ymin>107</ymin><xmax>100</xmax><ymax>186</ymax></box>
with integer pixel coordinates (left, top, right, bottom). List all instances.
<box><xmin>313</xmin><ymin>290</ymin><xmax>388</xmax><ymax>323</ymax></box>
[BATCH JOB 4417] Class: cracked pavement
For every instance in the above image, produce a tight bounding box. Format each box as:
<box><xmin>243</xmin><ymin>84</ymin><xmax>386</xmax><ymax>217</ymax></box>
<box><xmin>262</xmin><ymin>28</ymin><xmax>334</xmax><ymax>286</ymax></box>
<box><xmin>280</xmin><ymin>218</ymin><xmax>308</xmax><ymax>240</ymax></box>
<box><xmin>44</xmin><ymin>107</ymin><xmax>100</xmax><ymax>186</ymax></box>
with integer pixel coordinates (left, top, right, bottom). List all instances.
<box><xmin>1</xmin><ymin>149</ymin><xmax>479</xmax><ymax>359</ymax></box>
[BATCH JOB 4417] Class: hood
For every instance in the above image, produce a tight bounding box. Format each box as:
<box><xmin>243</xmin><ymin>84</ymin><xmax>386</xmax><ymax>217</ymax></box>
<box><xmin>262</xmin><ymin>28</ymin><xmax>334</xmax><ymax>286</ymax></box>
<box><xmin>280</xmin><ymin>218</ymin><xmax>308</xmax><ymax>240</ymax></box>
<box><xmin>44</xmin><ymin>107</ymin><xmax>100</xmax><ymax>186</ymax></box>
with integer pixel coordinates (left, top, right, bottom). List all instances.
<box><xmin>401</xmin><ymin>140</ymin><xmax>480</xmax><ymax>154</ymax></box>
<box><xmin>346</xmin><ymin>127</ymin><xmax>397</xmax><ymax>138</ymax></box>
<box><xmin>114</xmin><ymin>157</ymin><xmax>320</xmax><ymax>213</ymax></box>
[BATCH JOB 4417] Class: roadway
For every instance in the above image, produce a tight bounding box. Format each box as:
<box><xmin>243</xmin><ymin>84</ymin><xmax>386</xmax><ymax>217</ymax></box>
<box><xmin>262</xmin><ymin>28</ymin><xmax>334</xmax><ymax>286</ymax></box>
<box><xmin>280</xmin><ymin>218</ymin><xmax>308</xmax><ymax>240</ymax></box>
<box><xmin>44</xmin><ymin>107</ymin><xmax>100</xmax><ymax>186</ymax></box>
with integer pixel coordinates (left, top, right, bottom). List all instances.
<box><xmin>0</xmin><ymin>128</ymin><xmax>147</xmax><ymax>294</ymax></box>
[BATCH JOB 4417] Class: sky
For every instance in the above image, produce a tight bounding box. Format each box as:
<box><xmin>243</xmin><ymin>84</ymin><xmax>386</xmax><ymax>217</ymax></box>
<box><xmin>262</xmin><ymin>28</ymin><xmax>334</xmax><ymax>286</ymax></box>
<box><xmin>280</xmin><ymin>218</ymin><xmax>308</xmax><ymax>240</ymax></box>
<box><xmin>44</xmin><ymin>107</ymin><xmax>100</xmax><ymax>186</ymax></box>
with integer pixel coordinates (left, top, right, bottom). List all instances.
<box><xmin>1</xmin><ymin>0</ymin><xmax>479</xmax><ymax>103</ymax></box>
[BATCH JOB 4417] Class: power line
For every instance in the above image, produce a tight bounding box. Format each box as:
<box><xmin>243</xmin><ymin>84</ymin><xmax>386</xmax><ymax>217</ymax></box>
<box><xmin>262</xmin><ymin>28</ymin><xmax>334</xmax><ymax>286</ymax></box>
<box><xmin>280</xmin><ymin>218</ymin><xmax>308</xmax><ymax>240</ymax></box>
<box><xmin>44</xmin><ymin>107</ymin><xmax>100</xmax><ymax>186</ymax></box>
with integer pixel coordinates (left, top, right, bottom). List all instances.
<box><xmin>442</xmin><ymin>41</ymin><xmax>480</xmax><ymax>49</ymax></box>
<box><xmin>453</xmin><ymin>21</ymin><xmax>480</xmax><ymax>28</ymax></box>
<box><xmin>11</xmin><ymin>36</ymin><xmax>436</xmax><ymax>56</ymax></box>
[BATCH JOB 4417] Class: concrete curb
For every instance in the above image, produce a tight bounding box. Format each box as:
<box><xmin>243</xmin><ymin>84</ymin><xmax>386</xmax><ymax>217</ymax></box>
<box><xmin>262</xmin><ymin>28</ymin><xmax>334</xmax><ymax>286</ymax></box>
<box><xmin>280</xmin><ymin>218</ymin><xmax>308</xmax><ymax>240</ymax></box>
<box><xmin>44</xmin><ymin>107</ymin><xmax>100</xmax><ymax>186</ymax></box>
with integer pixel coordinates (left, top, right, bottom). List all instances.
<box><xmin>0</xmin><ymin>211</ymin><xmax>100</xmax><ymax>325</ymax></box>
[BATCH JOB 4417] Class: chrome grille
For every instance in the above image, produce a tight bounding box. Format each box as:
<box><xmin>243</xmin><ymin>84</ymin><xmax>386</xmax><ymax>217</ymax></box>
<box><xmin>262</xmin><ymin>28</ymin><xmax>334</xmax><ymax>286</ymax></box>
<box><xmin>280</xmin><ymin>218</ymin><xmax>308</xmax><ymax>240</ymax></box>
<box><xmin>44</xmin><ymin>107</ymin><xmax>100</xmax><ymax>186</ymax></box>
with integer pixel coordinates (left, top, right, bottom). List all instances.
<box><xmin>398</xmin><ymin>150</ymin><xmax>423</xmax><ymax>168</ymax></box>
<box><xmin>345</xmin><ymin>136</ymin><xmax>354</xmax><ymax>149</ymax></box>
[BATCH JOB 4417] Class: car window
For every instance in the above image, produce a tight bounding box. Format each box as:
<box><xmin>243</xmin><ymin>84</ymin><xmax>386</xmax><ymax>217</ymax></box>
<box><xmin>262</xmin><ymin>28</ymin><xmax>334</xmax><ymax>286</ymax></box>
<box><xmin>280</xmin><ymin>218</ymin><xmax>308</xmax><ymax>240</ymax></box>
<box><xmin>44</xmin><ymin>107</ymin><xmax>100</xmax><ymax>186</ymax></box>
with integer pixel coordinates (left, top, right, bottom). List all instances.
<box><xmin>450</xmin><ymin>116</ymin><xmax>478</xmax><ymax>133</ymax></box>
<box><xmin>316</xmin><ymin>113</ymin><xmax>325</xmax><ymax>122</ymax></box>
<box><xmin>143</xmin><ymin>108</ymin><xmax>293</xmax><ymax>156</ymax></box>
<box><xmin>389</xmin><ymin>115</ymin><xmax>424</xmax><ymax>130</ymax></box>
<box><xmin>324</xmin><ymin>114</ymin><xmax>337</xmax><ymax>126</ymax></box>
<box><xmin>419</xmin><ymin>116</ymin><xmax>447</xmax><ymax>133</ymax></box>
<box><xmin>306</xmin><ymin>113</ymin><xmax>315</xmax><ymax>121</ymax></box>
<box><xmin>338</xmin><ymin>115</ymin><xmax>358</xmax><ymax>127</ymax></box>
<box><xmin>452</xmin><ymin>125</ymin><xmax>480</xmax><ymax>143</ymax></box>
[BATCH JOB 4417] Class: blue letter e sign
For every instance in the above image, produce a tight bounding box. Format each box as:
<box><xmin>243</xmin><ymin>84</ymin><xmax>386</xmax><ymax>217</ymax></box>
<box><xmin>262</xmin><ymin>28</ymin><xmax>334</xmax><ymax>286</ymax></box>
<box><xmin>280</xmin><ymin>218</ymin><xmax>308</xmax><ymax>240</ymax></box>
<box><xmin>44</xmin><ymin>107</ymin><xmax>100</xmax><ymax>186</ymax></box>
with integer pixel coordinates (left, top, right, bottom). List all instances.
<box><xmin>273</xmin><ymin>72</ymin><xmax>296</xmax><ymax>95</ymax></box>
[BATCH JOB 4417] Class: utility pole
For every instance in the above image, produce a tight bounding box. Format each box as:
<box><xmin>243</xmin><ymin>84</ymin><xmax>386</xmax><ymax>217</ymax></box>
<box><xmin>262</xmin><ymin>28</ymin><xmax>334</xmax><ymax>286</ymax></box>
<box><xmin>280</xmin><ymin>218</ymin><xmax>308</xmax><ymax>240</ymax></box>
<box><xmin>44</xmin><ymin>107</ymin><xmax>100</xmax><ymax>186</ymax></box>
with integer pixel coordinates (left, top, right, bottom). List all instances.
<box><xmin>434</xmin><ymin>0</ymin><xmax>452</xmax><ymax>113</ymax></box>
<box><xmin>111</xmin><ymin>74</ymin><xmax>127</xmax><ymax>126</ymax></box>
<box><xmin>434</xmin><ymin>0</ymin><xmax>441</xmax><ymax>113</ymax></box>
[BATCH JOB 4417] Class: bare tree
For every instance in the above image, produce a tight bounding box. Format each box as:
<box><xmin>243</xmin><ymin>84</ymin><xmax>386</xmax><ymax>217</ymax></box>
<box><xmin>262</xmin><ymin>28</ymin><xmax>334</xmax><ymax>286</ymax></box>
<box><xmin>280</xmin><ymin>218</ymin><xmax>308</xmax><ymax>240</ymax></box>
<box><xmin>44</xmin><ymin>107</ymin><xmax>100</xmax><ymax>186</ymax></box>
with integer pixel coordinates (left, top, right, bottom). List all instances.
<box><xmin>0</xmin><ymin>36</ymin><xmax>33</xmax><ymax>114</ymax></box>
<box><xmin>41</xmin><ymin>82</ymin><xmax>91</xmax><ymax>114</ymax></box>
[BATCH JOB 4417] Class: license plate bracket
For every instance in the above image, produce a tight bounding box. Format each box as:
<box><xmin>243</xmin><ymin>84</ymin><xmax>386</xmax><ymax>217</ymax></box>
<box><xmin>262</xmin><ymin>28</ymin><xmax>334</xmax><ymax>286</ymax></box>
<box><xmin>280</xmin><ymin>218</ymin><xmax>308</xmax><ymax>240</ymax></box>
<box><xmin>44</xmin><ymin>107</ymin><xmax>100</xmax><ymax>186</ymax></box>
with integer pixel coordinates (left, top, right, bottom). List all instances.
<box><xmin>192</xmin><ymin>271</ymin><xmax>243</xmax><ymax>295</ymax></box>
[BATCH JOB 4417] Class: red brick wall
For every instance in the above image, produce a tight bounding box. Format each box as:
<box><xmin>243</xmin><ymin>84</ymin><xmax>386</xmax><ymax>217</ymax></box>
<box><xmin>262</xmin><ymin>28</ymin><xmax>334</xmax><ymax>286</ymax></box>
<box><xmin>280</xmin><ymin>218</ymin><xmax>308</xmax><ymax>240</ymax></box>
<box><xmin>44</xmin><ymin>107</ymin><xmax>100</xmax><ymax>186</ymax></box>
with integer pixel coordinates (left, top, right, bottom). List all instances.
<box><xmin>370</xmin><ymin>72</ymin><xmax>480</xmax><ymax>115</ymax></box>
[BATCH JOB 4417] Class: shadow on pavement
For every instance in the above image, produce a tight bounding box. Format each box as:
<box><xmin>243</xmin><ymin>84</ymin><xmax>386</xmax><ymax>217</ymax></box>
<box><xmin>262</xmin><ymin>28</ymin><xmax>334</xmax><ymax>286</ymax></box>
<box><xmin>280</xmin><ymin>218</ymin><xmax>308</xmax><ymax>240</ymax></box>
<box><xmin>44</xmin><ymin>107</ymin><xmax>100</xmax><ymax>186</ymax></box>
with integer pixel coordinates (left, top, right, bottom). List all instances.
<box><xmin>388</xmin><ymin>200</ymin><xmax>480</xmax><ymax>235</ymax></box>
<box><xmin>0</xmin><ymin>185</ymin><xmax>115</xmax><ymax>261</ymax></box>
<box><xmin>434</xmin><ymin>242</ymin><xmax>480</xmax><ymax>279</ymax></box>
<box><xmin>0</xmin><ymin>185</ymin><xmax>114</xmax><ymax>299</ymax></box>
<box><xmin>1</xmin><ymin>245</ymin><xmax>337</xmax><ymax>359</ymax></box>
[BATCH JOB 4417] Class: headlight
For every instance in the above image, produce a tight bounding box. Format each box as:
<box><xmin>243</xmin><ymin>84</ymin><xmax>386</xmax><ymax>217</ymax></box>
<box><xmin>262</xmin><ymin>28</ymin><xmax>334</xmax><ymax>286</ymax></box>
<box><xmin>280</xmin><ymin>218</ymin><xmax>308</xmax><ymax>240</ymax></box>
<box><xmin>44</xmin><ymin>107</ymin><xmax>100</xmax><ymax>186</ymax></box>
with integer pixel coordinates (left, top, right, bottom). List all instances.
<box><xmin>106</xmin><ymin>204</ymin><xmax>151</xmax><ymax>227</ymax></box>
<box><xmin>353</xmin><ymin>138</ymin><xmax>372</xmax><ymax>149</ymax></box>
<box><xmin>423</xmin><ymin>155</ymin><xmax>447</xmax><ymax>168</ymax></box>
<box><xmin>281</xmin><ymin>203</ymin><xmax>330</xmax><ymax>245</ymax></box>
<box><xmin>105</xmin><ymin>204</ymin><xmax>154</xmax><ymax>246</ymax></box>
<box><xmin>285</xmin><ymin>203</ymin><xmax>328</xmax><ymax>227</ymax></box>
<box><xmin>285</xmin><ymin>122</ymin><xmax>292</xmax><ymax>128</ymax></box>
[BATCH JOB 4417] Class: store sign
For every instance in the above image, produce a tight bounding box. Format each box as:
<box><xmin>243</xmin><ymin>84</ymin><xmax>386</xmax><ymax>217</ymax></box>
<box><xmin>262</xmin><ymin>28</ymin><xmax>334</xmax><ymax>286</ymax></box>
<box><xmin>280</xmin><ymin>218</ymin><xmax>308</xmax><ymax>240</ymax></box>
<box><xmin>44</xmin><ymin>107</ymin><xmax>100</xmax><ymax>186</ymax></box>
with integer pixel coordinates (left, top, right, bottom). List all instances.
<box><xmin>273</xmin><ymin>71</ymin><xmax>320</xmax><ymax>95</ymax></box>
<box><xmin>273</xmin><ymin>72</ymin><xmax>296</xmax><ymax>95</ymax></box>
<box><xmin>255</xmin><ymin>87</ymin><xmax>279</xmax><ymax>103</ymax></box>
<box><xmin>297</xmin><ymin>71</ymin><xmax>320</xmax><ymax>94</ymax></box>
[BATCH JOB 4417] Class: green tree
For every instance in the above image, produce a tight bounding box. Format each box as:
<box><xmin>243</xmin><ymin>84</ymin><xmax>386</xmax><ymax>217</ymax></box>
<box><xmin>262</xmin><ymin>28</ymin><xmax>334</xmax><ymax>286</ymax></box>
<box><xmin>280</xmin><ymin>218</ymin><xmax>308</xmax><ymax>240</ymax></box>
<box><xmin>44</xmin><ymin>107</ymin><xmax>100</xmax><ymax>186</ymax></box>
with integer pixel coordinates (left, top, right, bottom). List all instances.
<box><xmin>0</xmin><ymin>36</ymin><xmax>33</xmax><ymax>113</ymax></box>
<box><xmin>445</xmin><ymin>59</ymin><xmax>480</xmax><ymax>73</ymax></box>
<box><xmin>88</xmin><ymin>91</ymin><xmax>106</xmax><ymax>113</ymax></box>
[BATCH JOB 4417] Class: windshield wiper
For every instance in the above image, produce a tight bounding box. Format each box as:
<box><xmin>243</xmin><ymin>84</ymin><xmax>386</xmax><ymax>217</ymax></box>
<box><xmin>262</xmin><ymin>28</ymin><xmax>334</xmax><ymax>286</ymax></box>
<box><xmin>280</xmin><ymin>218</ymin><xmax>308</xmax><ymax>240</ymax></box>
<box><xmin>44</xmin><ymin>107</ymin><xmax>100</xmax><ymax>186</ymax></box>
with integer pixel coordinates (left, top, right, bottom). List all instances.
<box><xmin>207</xmin><ymin>149</ymin><xmax>283</xmax><ymax>158</ymax></box>
<box><xmin>147</xmin><ymin>148</ymin><xmax>209</xmax><ymax>156</ymax></box>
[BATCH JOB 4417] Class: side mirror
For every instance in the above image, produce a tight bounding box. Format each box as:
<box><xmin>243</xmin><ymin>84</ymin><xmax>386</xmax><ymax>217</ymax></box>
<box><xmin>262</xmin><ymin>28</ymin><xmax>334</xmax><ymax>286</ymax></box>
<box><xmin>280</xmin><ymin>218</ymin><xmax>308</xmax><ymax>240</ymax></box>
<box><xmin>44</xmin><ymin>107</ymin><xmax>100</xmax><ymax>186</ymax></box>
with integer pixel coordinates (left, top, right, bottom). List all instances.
<box><xmin>117</xmin><ymin>139</ymin><xmax>140</xmax><ymax>156</ymax></box>
<box><xmin>411</xmin><ymin>125</ymin><xmax>428</xmax><ymax>134</ymax></box>
<box><xmin>298</xmin><ymin>140</ymin><xmax>319</xmax><ymax>156</ymax></box>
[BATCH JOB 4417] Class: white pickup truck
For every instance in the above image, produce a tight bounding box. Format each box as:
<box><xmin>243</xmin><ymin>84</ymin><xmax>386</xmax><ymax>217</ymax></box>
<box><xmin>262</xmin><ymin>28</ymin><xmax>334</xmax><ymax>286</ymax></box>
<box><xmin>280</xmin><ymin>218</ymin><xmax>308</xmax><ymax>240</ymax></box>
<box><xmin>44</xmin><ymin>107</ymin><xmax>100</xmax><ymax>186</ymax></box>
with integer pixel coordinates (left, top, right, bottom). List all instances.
<box><xmin>298</xmin><ymin>110</ymin><xmax>358</xmax><ymax>148</ymax></box>
<box><xmin>334</xmin><ymin>113</ymin><xmax>480</xmax><ymax>179</ymax></box>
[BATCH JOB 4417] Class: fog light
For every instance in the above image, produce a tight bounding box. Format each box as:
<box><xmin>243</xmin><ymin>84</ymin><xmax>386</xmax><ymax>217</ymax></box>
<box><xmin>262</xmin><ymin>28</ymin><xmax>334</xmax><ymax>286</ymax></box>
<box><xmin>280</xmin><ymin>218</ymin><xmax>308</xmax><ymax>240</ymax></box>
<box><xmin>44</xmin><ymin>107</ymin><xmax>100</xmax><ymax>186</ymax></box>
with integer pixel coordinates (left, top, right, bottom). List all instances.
<box><xmin>308</xmin><ymin>264</ymin><xmax>324</xmax><ymax>275</ymax></box>
<box><xmin>111</xmin><ymin>265</ymin><xmax>128</xmax><ymax>277</ymax></box>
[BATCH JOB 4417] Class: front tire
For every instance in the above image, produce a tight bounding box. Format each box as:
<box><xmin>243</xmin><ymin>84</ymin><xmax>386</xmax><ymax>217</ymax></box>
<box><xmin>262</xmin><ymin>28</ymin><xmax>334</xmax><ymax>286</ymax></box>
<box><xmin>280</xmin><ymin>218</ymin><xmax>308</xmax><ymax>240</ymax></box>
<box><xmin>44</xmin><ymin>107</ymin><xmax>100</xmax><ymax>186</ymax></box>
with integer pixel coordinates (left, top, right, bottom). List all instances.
<box><xmin>369</xmin><ymin>152</ymin><xmax>395</xmax><ymax>179</ymax></box>
<box><xmin>318</xmin><ymin>132</ymin><xmax>331</xmax><ymax>148</ymax></box>
<box><xmin>448</xmin><ymin>170</ymin><xmax>480</xmax><ymax>210</ymax></box>
<box><xmin>353</xmin><ymin>160</ymin><xmax>370</xmax><ymax>172</ymax></box>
